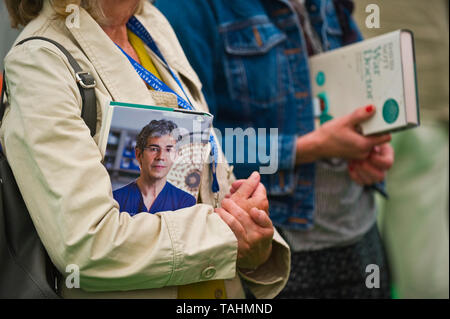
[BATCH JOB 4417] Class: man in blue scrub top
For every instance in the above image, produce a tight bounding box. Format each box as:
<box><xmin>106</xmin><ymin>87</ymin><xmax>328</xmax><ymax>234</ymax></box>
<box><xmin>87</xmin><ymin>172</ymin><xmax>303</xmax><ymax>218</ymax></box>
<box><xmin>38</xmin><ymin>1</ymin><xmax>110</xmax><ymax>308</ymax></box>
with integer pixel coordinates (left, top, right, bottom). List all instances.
<box><xmin>113</xmin><ymin>120</ymin><xmax>196</xmax><ymax>216</ymax></box>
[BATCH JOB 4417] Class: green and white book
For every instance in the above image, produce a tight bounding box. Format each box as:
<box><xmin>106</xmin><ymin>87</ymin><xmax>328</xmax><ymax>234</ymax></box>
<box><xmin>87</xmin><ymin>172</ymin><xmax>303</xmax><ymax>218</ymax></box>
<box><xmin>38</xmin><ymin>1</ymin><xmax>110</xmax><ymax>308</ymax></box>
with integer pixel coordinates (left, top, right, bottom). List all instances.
<box><xmin>309</xmin><ymin>29</ymin><xmax>420</xmax><ymax>135</ymax></box>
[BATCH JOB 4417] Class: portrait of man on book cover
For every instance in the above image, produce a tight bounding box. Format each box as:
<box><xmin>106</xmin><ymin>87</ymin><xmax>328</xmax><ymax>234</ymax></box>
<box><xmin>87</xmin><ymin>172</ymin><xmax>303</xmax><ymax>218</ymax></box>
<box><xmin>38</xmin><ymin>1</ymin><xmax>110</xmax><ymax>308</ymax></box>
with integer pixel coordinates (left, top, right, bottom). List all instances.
<box><xmin>112</xmin><ymin>119</ymin><xmax>198</xmax><ymax>216</ymax></box>
<box><xmin>100</xmin><ymin>102</ymin><xmax>213</xmax><ymax>217</ymax></box>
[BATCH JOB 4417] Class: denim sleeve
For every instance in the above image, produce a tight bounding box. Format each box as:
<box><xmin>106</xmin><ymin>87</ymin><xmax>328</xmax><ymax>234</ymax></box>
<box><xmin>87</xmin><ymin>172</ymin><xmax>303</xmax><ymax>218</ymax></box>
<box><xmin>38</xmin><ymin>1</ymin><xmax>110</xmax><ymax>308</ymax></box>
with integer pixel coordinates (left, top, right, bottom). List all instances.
<box><xmin>154</xmin><ymin>0</ymin><xmax>221</xmax><ymax>116</ymax></box>
<box><xmin>226</xmin><ymin>131</ymin><xmax>297</xmax><ymax>182</ymax></box>
<box><xmin>277</xmin><ymin>134</ymin><xmax>298</xmax><ymax>171</ymax></box>
<box><xmin>252</xmin><ymin>132</ymin><xmax>298</xmax><ymax>195</ymax></box>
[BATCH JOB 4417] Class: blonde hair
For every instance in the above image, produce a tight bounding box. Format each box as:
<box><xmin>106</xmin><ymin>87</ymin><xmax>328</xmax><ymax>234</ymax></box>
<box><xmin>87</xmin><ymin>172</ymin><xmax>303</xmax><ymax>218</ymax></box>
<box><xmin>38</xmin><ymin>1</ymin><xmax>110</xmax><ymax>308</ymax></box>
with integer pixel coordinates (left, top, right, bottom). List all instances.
<box><xmin>5</xmin><ymin>0</ymin><xmax>144</xmax><ymax>28</ymax></box>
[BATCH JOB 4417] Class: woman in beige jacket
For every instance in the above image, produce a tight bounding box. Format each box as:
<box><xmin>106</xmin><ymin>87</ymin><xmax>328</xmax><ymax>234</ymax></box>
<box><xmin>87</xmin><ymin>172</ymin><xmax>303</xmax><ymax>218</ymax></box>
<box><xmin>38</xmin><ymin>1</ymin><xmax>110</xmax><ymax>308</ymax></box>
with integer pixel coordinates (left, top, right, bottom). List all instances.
<box><xmin>1</xmin><ymin>0</ymin><xmax>290</xmax><ymax>298</ymax></box>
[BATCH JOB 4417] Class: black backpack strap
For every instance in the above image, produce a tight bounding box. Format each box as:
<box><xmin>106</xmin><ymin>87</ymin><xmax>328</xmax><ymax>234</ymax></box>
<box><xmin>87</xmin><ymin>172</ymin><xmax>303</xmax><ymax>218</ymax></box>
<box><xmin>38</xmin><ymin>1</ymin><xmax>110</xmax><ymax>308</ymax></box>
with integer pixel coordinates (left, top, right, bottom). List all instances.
<box><xmin>1</xmin><ymin>36</ymin><xmax>97</xmax><ymax>137</ymax></box>
<box><xmin>0</xmin><ymin>71</ymin><xmax>7</xmax><ymax>125</ymax></box>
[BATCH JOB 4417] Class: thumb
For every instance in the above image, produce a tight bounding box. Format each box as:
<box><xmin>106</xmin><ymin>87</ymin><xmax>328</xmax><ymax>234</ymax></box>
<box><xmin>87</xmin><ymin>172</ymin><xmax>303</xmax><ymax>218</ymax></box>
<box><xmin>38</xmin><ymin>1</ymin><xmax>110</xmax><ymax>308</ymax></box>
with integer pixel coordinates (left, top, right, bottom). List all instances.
<box><xmin>348</xmin><ymin>105</ymin><xmax>376</xmax><ymax>126</ymax></box>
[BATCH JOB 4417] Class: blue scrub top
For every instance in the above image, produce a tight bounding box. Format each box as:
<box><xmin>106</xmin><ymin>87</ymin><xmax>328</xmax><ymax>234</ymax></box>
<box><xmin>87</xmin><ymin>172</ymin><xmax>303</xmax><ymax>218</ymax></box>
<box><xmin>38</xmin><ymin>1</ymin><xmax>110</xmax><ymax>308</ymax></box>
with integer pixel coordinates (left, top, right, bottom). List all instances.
<box><xmin>113</xmin><ymin>180</ymin><xmax>196</xmax><ymax>216</ymax></box>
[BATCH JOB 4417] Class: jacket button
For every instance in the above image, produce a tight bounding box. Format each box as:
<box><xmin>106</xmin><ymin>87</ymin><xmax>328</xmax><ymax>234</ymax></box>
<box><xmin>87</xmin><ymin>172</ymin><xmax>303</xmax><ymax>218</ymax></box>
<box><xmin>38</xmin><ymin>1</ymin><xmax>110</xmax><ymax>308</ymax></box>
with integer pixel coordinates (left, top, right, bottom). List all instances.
<box><xmin>201</xmin><ymin>266</ymin><xmax>216</xmax><ymax>279</ymax></box>
<box><xmin>215</xmin><ymin>289</ymin><xmax>224</xmax><ymax>299</ymax></box>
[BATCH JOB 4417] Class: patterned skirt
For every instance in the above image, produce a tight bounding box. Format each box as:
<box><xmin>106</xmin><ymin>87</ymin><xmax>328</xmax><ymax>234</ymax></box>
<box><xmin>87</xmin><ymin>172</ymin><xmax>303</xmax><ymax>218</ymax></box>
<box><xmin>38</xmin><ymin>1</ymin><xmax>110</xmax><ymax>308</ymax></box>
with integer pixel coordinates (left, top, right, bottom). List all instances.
<box><xmin>275</xmin><ymin>224</ymin><xmax>391</xmax><ymax>299</ymax></box>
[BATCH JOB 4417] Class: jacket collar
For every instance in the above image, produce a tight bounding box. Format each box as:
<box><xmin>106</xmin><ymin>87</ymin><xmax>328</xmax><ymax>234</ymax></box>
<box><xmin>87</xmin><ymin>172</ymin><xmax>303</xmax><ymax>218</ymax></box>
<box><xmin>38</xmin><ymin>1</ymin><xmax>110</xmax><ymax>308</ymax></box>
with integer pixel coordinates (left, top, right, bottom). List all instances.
<box><xmin>41</xmin><ymin>0</ymin><xmax>200</xmax><ymax>107</ymax></box>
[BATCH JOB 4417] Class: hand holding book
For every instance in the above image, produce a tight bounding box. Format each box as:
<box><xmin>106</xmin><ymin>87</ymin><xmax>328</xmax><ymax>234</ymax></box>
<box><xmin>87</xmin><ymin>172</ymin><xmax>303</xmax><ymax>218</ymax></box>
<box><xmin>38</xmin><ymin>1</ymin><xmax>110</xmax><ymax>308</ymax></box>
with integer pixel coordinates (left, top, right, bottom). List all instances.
<box><xmin>309</xmin><ymin>30</ymin><xmax>419</xmax><ymax>135</ymax></box>
<box><xmin>296</xmin><ymin>105</ymin><xmax>392</xmax><ymax>164</ymax></box>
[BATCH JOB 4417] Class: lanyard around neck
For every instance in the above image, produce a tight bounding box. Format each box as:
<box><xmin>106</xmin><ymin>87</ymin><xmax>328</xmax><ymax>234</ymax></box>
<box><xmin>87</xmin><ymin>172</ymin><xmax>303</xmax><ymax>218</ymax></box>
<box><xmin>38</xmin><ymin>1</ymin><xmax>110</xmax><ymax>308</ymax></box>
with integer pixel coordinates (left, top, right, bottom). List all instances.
<box><xmin>126</xmin><ymin>16</ymin><xmax>194</xmax><ymax>109</ymax></box>
<box><xmin>118</xmin><ymin>16</ymin><xmax>220</xmax><ymax>194</ymax></box>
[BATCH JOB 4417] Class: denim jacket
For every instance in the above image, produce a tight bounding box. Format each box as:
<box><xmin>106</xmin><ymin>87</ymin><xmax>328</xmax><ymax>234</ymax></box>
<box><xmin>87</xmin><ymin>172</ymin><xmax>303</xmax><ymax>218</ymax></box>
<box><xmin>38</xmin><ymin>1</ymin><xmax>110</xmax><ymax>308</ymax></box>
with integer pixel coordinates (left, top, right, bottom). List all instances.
<box><xmin>156</xmin><ymin>0</ymin><xmax>384</xmax><ymax>230</ymax></box>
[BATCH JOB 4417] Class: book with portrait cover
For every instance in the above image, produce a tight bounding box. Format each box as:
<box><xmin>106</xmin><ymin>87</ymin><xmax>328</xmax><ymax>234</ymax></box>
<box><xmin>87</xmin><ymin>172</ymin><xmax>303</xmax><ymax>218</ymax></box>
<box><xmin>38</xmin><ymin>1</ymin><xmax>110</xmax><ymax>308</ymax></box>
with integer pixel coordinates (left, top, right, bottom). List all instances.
<box><xmin>309</xmin><ymin>29</ymin><xmax>420</xmax><ymax>135</ymax></box>
<box><xmin>99</xmin><ymin>101</ymin><xmax>213</xmax><ymax>215</ymax></box>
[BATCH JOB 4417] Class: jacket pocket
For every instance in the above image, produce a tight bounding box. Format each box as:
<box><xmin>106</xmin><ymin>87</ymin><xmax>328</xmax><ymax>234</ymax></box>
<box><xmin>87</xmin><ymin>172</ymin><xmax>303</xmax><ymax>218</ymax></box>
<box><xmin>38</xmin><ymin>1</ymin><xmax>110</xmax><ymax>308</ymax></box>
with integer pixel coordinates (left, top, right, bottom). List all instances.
<box><xmin>220</xmin><ymin>17</ymin><xmax>288</xmax><ymax>115</ymax></box>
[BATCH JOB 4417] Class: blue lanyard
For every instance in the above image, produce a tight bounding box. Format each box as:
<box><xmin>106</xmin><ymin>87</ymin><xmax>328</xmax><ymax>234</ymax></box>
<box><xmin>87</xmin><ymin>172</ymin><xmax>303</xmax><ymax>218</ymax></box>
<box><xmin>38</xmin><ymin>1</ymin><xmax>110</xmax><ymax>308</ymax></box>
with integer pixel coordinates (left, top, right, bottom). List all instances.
<box><xmin>116</xmin><ymin>44</ymin><xmax>193</xmax><ymax>110</ymax></box>
<box><xmin>127</xmin><ymin>16</ymin><xmax>194</xmax><ymax>108</ymax></box>
<box><xmin>120</xmin><ymin>16</ymin><xmax>220</xmax><ymax>193</ymax></box>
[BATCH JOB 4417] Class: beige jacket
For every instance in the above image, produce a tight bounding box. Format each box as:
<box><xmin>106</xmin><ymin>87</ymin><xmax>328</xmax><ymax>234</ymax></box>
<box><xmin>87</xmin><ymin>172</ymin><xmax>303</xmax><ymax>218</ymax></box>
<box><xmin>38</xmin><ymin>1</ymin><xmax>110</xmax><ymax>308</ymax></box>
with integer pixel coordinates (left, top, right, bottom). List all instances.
<box><xmin>0</xmin><ymin>1</ymin><xmax>290</xmax><ymax>298</ymax></box>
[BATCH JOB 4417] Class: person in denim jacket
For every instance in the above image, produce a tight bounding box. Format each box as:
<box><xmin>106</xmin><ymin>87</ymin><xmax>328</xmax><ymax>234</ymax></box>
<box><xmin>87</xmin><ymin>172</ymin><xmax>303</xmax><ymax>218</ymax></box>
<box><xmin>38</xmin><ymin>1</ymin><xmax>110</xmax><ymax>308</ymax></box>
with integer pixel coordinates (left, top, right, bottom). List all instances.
<box><xmin>156</xmin><ymin>0</ymin><xmax>394</xmax><ymax>298</ymax></box>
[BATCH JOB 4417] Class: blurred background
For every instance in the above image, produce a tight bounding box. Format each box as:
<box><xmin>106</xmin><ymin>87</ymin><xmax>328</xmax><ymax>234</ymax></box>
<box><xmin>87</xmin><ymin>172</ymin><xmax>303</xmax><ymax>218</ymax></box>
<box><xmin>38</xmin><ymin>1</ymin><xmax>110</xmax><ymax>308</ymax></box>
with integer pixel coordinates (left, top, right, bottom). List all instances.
<box><xmin>353</xmin><ymin>0</ymin><xmax>449</xmax><ymax>299</ymax></box>
<box><xmin>1</xmin><ymin>0</ymin><xmax>448</xmax><ymax>299</ymax></box>
<box><xmin>1</xmin><ymin>1</ymin><xmax>20</xmax><ymax>70</ymax></box>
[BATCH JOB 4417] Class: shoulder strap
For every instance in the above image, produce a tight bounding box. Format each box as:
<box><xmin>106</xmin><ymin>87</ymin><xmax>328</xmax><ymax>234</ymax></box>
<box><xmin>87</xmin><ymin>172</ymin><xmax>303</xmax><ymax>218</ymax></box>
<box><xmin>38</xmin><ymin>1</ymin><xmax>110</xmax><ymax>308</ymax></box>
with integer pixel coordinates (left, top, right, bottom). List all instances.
<box><xmin>0</xmin><ymin>72</ymin><xmax>6</xmax><ymax>122</ymax></box>
<box><xmin>0</xmin><ymin>36</ymin><xmax>97</xmax><ymax>137</ymax></box>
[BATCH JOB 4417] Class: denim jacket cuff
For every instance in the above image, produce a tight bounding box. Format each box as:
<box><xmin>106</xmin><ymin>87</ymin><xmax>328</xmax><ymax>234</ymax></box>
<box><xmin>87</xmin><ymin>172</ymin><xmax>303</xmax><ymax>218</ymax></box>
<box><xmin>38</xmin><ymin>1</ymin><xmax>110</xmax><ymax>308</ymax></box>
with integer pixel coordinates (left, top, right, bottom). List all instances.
<box><xmin>260</xmin><ymin>134</ymin><xmax>297</xmax><ymax>196</ymax></box>
<box><xmin>278</xmin><ymin>134</ymin><xmax>297</xmax><ymax>171</ymax></box>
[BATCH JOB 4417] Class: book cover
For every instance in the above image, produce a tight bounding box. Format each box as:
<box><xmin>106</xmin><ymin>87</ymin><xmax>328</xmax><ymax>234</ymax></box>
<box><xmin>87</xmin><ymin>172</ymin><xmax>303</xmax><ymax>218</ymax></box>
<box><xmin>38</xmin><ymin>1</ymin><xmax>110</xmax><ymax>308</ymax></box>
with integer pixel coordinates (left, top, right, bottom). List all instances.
<box><xmin>309</xmin><ymin>29</ymin><xmax>420</xmax><ymax>135</ymax></box>
<box><xmin>100</xmin><ymin>101</ymin><xmax>213</xmax><ymax>216</ymax></box>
